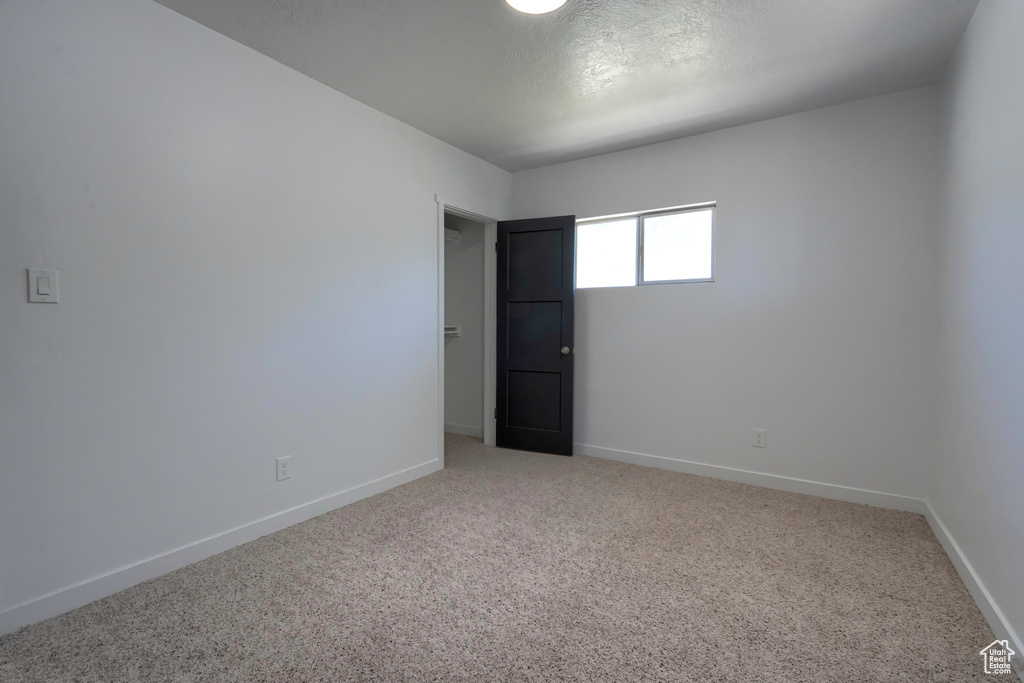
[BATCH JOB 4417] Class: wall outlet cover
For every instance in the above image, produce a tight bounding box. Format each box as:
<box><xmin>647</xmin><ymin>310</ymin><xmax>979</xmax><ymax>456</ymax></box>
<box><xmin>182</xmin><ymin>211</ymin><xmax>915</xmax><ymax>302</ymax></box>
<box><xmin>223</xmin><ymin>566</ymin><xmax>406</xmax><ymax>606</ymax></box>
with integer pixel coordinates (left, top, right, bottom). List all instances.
<box><xmin>276</xmin><ymin>456</ymin><xmax>292</xmax><ymax>481</ymax></box>
<box><xmin>752</xmin><ymin>428</ymin><xmax>767</xmax><ymax>448</ymax></box>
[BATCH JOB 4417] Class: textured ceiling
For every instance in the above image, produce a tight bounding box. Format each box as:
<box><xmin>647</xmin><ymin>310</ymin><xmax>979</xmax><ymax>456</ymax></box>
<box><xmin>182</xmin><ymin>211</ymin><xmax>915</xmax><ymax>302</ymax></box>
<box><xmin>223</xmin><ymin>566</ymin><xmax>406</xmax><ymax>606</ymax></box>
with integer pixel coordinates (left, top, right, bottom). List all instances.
<box><xmin>152</xmin><ymin>0</ymin><xmax>978</xmax><ymax>171</ymax></box>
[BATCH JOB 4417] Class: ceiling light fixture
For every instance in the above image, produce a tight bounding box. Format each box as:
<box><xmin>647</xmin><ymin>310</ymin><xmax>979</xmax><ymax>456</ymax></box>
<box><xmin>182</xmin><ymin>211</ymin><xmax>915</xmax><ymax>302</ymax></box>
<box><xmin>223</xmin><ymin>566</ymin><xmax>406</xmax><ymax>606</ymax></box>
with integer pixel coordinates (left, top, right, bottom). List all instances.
<box><xmin>505</xmin><ymin>0</ymin><xmax>567</xmax><ymax>15</ymax></box>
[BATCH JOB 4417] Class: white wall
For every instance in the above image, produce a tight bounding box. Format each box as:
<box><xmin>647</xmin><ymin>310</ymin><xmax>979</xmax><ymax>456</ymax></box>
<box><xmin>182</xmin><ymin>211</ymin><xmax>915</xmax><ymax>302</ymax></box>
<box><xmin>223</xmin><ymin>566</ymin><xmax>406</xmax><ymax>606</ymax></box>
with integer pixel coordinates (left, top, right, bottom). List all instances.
<box><xmin>933</xmin><ymin>0</ymin><xmax>1024</xmax><ymax>652</ymax></box>
<box><xmin>512</xmin><ymin>87</ymin><xmax>943</xmax><ymax>500</ymax></box>
<box><xmin>443</xmin><ymin>215</ymin><xmax>485</xmax><ymax>436</ymax></box>
<box><xmin>0</xmin><ymin>0</ymin><xmax>509</xmax><ymax>631</ymax></box>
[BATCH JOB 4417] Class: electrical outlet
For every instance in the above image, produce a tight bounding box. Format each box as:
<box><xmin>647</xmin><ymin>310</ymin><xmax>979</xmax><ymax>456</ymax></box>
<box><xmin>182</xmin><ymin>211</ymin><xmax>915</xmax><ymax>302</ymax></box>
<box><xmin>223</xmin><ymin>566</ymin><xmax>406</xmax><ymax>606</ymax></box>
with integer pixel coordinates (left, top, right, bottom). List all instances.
<box><xmin>276</xmin><ymin>456</ymin><xmax>292</xmax><ymax>481</ymax></box>
<box><xmin>752</xmin><ymin>428</ymin><xmax>766</xmax><ymax>448</ymax></box>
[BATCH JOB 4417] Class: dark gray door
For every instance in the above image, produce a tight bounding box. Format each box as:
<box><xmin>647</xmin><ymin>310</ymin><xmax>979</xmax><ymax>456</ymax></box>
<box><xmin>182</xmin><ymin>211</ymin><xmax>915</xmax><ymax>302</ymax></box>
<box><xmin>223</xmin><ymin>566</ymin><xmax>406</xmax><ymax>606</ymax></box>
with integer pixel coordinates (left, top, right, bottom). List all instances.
<box><xmin>496</xmin><ymin>215</ymin><xmax>575</xmax><ymax>455</ymax></box>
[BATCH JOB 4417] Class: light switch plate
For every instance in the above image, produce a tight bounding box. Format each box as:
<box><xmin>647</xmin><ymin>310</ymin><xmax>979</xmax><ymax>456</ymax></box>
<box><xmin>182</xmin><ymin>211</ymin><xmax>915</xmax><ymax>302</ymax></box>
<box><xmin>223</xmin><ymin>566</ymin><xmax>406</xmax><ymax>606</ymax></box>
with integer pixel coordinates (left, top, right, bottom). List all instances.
<box><xmin>28</xmin><ymin>269</ymin><xmax>59</xmax><ymax>303</ymax></box>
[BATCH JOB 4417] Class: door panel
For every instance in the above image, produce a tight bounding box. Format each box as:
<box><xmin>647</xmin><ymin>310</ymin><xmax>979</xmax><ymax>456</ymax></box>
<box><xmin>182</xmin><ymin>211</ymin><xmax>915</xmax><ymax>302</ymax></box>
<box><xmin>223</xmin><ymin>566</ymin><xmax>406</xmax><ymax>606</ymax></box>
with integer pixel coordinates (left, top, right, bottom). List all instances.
<box><xmin>496</xmin><ymin>215</ymin><xmax>575</xmax><ymax>455</ymax></box>
<box><xmin>507</xmin><ymin>302</ymin><xmax>562</xmax><ymax>361</ymax></box>
<box><xmin>508</xmin><ymin>230</ymin><xmax>565</xmax><ymax>295</ymax></box>
<box><xmin>506</xmin><ymin>371</ymin><xmax>561</xmax><ymax>431</ymax></box>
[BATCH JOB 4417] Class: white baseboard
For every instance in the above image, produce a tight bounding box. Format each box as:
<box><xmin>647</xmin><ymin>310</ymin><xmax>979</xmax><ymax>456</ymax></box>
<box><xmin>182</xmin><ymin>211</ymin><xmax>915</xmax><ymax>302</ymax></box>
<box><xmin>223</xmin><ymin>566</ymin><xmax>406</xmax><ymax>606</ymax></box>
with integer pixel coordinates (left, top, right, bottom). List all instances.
<box><xmin>575</xmin><ymin>442</ymin><xmax>1022</xmax><ymax>664</ymax></box>
<box><xmin>923</xmin><ymin>501</ymin><xmax>1023</xmax><ymax>660</ymax></box>
<box><xmin>0</xmin><ymin>458</ymin><xmax>442</xmax><ymax>637</ymax></box>
<box><xmin>445</xmin><ymin>423</ymin><xmax>483</xmax><ymax>438</ymax></box>
<box><xmin>574</xmin><ymin>443</ymin><xmax>926</xmax><ymax>512</ymax></box>
<box><xmin>6</xmin><ymin>442</ymin><xmax>1020</xmax><ymax>674</ymax></box>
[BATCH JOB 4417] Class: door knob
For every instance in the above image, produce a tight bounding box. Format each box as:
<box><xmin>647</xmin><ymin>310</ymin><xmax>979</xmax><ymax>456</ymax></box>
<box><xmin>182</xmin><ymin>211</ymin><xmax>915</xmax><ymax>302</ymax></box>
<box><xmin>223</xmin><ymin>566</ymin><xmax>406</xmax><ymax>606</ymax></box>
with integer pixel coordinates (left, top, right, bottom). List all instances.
<box><xmin>561</xmin><ymin>346</ymin><xmax>571</xmax><ymax>355</ymax></box>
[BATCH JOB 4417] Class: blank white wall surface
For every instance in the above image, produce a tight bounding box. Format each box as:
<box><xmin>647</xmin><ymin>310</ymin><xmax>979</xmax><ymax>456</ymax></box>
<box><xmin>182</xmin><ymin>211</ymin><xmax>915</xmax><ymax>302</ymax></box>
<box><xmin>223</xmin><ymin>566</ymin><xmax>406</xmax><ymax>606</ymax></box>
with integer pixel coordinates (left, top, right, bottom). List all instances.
<box><xmin>512</xmin><ymin>87</ymin><xmax>943</xmax><ymax>499</ymax></box>
<box><xmin>443</xmin><ymin>215</ymin><xmax>485</xmax><ymax>434</ymax></box>
<box><xmin>0</xmin><ymin>0</ymin><xmax>509</xmax><ymax>617</ymax></box>
<box><xmin>934</xmin><ymin>0</ymin><xmax>1024</xmax><ymax>650</ymax></box>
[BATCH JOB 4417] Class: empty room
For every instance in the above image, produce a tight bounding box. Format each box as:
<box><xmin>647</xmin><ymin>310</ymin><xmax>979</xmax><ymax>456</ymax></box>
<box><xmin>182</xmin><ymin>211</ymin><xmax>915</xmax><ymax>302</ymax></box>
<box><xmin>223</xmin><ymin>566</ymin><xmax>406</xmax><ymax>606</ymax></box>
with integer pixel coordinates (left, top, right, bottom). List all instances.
<box><xmin>1</xmin><ymin>0</ymin><xmax>1021</xmax><ymax>680</ymax></box>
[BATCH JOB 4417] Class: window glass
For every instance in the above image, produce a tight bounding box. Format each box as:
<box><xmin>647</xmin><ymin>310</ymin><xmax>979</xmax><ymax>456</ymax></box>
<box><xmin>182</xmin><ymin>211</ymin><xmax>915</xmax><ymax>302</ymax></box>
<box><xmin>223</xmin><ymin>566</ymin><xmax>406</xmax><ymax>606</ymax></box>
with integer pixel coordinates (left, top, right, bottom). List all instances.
<box><xmin>642</xmin><ymin>209</ymin><xmax>713</xmax><ymax>282</ymax></box>
<box><xmin>575</xmin><ymin>218</ymin><xmax>637</xmax><ymax>289</ymax></box>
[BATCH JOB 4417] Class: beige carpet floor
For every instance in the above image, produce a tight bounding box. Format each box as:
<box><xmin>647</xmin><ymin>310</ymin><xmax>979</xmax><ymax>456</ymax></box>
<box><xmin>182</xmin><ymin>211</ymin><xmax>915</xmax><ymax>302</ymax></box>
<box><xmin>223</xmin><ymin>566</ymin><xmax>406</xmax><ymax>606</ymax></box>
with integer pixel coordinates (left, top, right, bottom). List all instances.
<box><xmin>0</xmin><ymin>434</ymin><xmax>1008</xmax><ymax>682</ymax></box>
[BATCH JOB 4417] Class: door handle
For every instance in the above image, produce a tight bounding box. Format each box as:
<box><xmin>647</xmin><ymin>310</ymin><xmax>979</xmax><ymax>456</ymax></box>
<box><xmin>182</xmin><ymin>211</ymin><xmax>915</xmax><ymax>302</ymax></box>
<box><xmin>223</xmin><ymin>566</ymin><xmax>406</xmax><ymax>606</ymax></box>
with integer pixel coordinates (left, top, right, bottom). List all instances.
<box><xmin>561</xmin><ymin>346</ymin><xmax>571</xmax><ymax>355</ymax></box>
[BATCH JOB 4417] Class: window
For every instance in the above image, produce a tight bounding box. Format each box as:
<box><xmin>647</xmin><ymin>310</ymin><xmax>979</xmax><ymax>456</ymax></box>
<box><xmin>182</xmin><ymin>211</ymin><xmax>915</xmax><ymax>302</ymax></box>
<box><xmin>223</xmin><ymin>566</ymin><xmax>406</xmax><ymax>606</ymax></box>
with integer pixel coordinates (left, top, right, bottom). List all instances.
<box><xmin>575</xmin><ymin>204</ymin><xmax>715</xmax><ymax>289</ymax></box>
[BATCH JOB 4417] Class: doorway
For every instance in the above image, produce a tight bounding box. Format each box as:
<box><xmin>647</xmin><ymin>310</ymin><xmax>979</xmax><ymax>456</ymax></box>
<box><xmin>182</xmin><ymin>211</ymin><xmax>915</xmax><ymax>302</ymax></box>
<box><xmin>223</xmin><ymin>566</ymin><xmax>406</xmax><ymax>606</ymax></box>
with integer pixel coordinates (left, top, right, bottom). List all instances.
<box><xmin>436</xmin><ymin>196</ymin><xmax>497</xmax><ymax>466</ymax></box>
<box><xmin>443</xmin><ymin>213</ymin><xmax>487</xmax><ymax>438</ymax></box>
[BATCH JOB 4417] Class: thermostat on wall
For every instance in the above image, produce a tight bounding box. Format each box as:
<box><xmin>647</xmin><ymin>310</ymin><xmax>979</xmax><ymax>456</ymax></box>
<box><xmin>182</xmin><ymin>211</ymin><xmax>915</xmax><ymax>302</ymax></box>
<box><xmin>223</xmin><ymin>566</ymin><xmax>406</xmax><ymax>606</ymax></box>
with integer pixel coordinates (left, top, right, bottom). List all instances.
<box><xmin>27</xmin><ymin>269</ymin><xmax>59</xmax><ymax>303</ymax></box>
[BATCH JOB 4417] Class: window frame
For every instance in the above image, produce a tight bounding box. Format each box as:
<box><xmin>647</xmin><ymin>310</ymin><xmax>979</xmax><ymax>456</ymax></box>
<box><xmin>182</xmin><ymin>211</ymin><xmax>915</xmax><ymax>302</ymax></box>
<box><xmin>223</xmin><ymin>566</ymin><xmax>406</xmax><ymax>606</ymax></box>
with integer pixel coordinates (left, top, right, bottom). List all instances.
<box><xmin>575</xmin><ymin>202</ymin><xmax>716</xmax><ymax>289</ymax></box>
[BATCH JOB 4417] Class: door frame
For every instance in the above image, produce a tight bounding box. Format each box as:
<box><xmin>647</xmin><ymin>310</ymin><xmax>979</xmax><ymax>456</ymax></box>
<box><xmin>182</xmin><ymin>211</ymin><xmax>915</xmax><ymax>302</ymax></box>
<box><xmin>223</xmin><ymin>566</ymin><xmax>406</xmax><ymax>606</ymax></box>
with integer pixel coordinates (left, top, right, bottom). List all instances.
<box><xmin>436</xmin><ymin>194</ymin><xmax>498</xmax><ymax>466</ymax></box>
